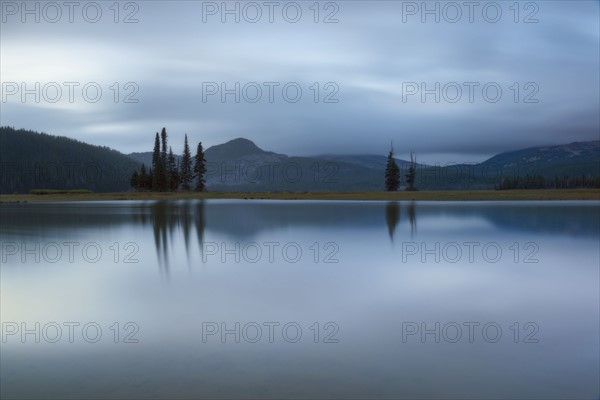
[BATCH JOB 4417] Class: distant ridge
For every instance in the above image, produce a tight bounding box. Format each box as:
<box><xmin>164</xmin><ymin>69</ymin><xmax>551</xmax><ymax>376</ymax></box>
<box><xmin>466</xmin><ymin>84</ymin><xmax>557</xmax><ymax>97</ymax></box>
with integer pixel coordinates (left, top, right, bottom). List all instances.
<box><xmin>1</xmin><ymin>126</ymin><xmax>598</xmax><ymax>193</ymax></box>
<box><xmin>483</xmin><ymin>140</ymin><xmax>599</xmax><ymax>165</ymax></box>
<box><xmin>127</xmin><ymin>138</ymin><xmax>599</xmax><ymax>190</ymax></box>
<box><xmin>480</xmin><ymin>141</ymin><xmax>600</xmax><ymax>177</ymax></box>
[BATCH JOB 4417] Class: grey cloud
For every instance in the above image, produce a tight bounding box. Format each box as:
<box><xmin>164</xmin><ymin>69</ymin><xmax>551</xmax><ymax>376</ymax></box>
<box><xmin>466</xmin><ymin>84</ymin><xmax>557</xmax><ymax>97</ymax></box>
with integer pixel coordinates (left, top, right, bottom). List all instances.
<box><xmin>1</xmin><ymin>0</ymin><xmax>598</xmax><ymax>162</ymax></box>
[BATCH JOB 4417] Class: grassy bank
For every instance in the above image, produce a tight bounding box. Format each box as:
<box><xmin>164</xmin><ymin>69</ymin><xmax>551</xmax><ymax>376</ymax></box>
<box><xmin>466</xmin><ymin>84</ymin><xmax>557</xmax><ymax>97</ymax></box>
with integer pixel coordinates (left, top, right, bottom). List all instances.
<box><xmin>1</xmin><ymin>189</ymin><xmax>599</xmax><ymax>203</ymax></box>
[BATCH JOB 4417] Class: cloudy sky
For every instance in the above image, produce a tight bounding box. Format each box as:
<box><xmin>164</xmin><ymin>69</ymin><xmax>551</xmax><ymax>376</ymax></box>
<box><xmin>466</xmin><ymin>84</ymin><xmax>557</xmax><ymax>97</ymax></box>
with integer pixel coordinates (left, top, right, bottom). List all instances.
<box><xmin>1</xmin><ymin>0</ymin><xmax>598</xmax><ymax>163</ymax></box>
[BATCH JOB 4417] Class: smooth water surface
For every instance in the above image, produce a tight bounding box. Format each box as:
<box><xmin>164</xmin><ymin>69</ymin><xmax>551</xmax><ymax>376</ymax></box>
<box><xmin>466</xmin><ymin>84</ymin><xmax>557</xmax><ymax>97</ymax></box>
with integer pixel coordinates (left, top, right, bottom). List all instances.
<box><xmin>1</xmin><ymin>200</ymin><xmax>599</xmax><ymax>399</ymax></box>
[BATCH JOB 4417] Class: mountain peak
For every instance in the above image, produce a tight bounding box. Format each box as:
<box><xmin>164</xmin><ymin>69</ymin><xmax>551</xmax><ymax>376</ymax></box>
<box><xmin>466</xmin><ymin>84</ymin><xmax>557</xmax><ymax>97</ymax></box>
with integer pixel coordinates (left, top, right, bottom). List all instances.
<box><xmin>205</xmin><ymin>137</ymin><xmax>268</xmax><ymax>160</ymax></box>
<box><xmin>224</xmin><ymin>137</ymin><xmax>261</xmax><ymax>150</ymax></box>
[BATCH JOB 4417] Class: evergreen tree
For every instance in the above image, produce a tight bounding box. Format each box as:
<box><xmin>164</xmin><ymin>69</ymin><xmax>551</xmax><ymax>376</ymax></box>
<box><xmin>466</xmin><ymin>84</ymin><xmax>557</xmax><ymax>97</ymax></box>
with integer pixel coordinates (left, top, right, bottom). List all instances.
<box><xmin>151</xmin><ymin>131</ymin><xmax>168</xmax><ymax>191</ymax></box>
<box><xmin>160</xmin><ymin>127</ymin><xmax>168</xmax><ymax>190</ymax></box>
<box><xmin>130</xmin><ymin>170</ymin><xmax>139</xmax><ymax>190</ymax></box>
<box><xmin>180</xmin><ymin>134</ymin><xmax>193</xmax><ymax>191</ymax></box>
<box><xmin>406</xmin><ymin>152</ymin><xmax>417</xmax><ymax>191</ymax></box>
<box><xmin>193</xmin><ymin>142</ymin><xmax>207</xmax><ymax>192</ymax></box>
<box><xmin>160</xmin><ymin>127</ymin><xmax>168</xmax><ymax>165</ymax></box>
<box><xmin>167</xmin><ymin>146</ymin><xmax>180</xmax><ymax>191</ymax></box>
<box><xmin>139</xmin><ymin>164</ymin><xmax>150</xmax><ymax>191</ymax></box>
<box><xmin>147</xmin><ymin>167</ymin><xmax>154</xmax><ymax>191</ymax></box>
<box><xmin>151</xmin><ymin>132</ymin><xmax>161</xmax><ymax>191</ymax></box>
<box><xmin>384</xmin><ymin>143</ymin><xmax>400</xmax><ymax>191</ymax></box>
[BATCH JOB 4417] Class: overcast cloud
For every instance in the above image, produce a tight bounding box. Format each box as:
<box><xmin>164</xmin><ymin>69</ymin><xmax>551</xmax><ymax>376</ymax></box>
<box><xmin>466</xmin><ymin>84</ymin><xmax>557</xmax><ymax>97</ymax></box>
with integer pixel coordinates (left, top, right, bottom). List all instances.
<box><xmin>1</xmin><ymin>0</ymin><xmax>598</xmax><ymax>163</ymax></box>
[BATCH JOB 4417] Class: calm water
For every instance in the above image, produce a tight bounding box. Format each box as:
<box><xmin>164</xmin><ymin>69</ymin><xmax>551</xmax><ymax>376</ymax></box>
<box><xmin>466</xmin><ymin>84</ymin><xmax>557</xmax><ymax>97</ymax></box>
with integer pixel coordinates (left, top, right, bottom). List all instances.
<box><xmin>1</xmin><ymin>200</ymin><xmax>599</xmax><ymax>399</ymax></box>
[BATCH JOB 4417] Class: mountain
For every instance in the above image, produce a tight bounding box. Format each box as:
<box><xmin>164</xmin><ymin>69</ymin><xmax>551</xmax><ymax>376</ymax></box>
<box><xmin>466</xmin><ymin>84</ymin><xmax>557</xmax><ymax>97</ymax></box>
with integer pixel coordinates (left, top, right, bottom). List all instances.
<box><xmin>317</xmin><ymin>154</ymin><xmax>414</xmax><ymax>170</ymax></box>
<box><xmin>316</xmin><ymin>142</ymin><xmax>600</xmax><ymax>189</ymax></box>
<box><xmin>128</xmin><ymin>151</ymin><xmax>156</xmax><ymax>170</ymax></box>
<box><xmin>206</xmin><ymin>138</ymin><xmax>278</xmax><ymax>161</ymax></box>
<box><xmin>2</xmin><ymin>126</ymin><xmax>597</xmax><ymax>193</ymax></box>
<box><xmin>480</xmin><ymin>141</ymin><xmax>600</xmax><ymax>177</ymax></box>
<box><xmin>0</xmin><ymin>127</ymin><xmax>140</xmax><ymax>194</ymax></box>
<box><xmin>206</xmin><ymin>138</ymin><xmax>384</xmax><ymax>191</ymax></box>
<box><xmin>128</xmin><ymin>138</ymin><xmax>386</xmax><ymax>191</ymax></box>
<box><xmin>129</xmin><ymin>138</ymin><xmax>599</xmax><ymax>191</ymax></box>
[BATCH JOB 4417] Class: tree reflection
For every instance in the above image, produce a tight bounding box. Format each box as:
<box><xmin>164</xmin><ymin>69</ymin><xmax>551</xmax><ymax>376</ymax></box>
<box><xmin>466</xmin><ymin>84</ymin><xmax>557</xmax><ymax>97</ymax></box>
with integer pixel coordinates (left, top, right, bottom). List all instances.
<box><xmin>143</xmin><ymin>200</ymin><xmax>206</xmax><ymax>277</ymax></box>
<box><xmin>151</xmin><ymin>201</ymin><xmax>170</xmax><ymax>278</ymax></box>
<box><xmin>384</xmin><ymin>201</ymin><xmax>417</xmax><ymax>241</ymax></box>
<box><xmin>407</xmin><ymin>202</ymin><xmax>417</xmax><ymax>237</ymax></box>
<box><xmin>195</xmin><ymin>201</ymin><xmax>206</xmax><ymax>260</ymax></box>
<box><xmin>385</xmin><ymin>202</ymin><xmax>400</xmax><ymax>241</ymax></box>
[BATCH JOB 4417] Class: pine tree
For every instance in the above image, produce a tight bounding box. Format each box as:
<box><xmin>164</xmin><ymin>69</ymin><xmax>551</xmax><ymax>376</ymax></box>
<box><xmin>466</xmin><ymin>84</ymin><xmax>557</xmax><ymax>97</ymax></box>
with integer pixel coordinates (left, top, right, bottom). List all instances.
<box><xmin>139</xmin><ymin>164</ymin><xmax>150</xmax><ymax>191</ymax></box>
<box><xmin>151</xmin><ymin>132</ymin><xmax>161</xmax><ymax>191</ymax></box>
<box><xmin>180</xmin><ymin>134</ymin><xmax>193</xmax><ymax>191</ymax></box>
<box><xmin>384</xmin><ymin>143</ymin><xmax>400</xmax><ymax>191</ymax></box>
<box><xmin>193</xmin><ymin>142</ymin><xmax>207</xmax><ymax>192</ymax></box>
<box><xmin>167</xmin><ymin>146</ymin><xmax>180</xmax><ymax>191</ymax></box>
<box><xmin>160</xmin><ymin>127</ymin><xmax>168</xmax><ymax>190</ymax></box>
<box><xmin>405</xmin><ymin>152</ymin><xmax>417</xmax><ymax>191</ymax></box>
<box><xmin>160</xmin><ymin>127</ymin><xmax>168</xmax><ymax>165</ymax></box>
<box><xmin>147</xmin><ymin>168</ymin><xmax>154</xmax><ymax>191</ymax></box>
<box><xmin>151</xmin><ymin>131</ymin><xmax>168</xmax><ymax>192</ymax></box>
<box><xmin>130</xmin><ymin>170</ymin><xmax>139</xmax><ymax>190</ymax></box>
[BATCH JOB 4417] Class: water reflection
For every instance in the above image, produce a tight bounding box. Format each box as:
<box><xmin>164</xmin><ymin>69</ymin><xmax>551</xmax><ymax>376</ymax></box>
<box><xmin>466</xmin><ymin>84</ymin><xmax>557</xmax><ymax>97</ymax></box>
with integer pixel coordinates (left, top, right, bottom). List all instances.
<box><xmin>2</xmin><ymin>201</ymin><xmax>599</xmax><ymax>269</ymax></box>
<box><xmin>2</xmin><ymin>200</ymin><xmax>597</xmax><ymax>239</ymax></box>
<box><xmin>195</xmin><ymin>201</ymin><xmax>206</xmax><ymax>259</ymax></box>
<box><xmin>1</xmin><ymin>200</ymin><xmax>599</xmax><ymax>399</ymax></box>
<box><xmin>385</xmin><ymin>202</ymin><xmax>418</xmax><ymax>241</ymax></box>
<box><xmin>145</xmin><ymin>201</ymin><xmax>421</xmax><ymax>271</ymax></box>
<box><xmin>407</xmin><ymin>202</ymin><xmax>417</xmax><ymax>237</ymax></box>
<box><xmin>385</xmin><ymin>202</ymin><xmax>400</xmax><ymax>240</ymax></box>
<box><xmin>139</xmin><ymin>201</ymin><xmax>206</xmax><ymax>276</ymax></box>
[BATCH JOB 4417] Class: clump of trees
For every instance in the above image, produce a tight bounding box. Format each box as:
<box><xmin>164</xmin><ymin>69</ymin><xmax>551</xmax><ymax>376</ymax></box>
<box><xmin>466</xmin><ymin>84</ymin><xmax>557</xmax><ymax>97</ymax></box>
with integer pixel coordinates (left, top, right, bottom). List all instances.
<box><xmin>130</xmin><ymin>128</ymin><xmax>206</xmax><ymax>192</ymax></box>
<box><xmin>384</xmin><ymin>143</ymin><xmax>417</xmax><ymax>191</ymax></box>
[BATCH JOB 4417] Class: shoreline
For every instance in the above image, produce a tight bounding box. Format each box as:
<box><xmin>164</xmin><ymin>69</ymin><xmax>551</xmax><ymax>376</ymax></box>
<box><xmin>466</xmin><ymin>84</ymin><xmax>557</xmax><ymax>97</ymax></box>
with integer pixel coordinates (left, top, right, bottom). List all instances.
<box><xmin>1</xmin><ymin>189</ymin><xmax>599</xmax><ymax>203</ymax></box>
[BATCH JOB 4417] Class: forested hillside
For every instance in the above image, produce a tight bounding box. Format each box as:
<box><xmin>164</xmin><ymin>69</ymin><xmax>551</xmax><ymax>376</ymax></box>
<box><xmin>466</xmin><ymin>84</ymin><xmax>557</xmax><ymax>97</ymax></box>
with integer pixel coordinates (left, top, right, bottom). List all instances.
<box><xmin>0</xmin><ymin>127</ymin><xmax>139</xmax><ymax>193</ymax></box>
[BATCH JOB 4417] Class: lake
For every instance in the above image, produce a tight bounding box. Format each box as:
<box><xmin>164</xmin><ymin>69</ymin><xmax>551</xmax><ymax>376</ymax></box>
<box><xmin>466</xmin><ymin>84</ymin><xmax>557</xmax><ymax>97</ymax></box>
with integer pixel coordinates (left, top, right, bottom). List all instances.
<box><xmin>1</xmin><ymin>200</ymin><xmax>598</xmax><ymax>399</ymax></box>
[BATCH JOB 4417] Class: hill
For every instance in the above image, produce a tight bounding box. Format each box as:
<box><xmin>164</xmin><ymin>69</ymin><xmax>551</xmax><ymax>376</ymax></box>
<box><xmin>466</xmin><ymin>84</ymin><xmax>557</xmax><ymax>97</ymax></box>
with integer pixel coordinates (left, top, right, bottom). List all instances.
<box><xmin>2</xmin><ymin>126</ymin><xmax>597</xmax><ymax>193</ymax></box>
<box><xmin>317</xmin><ymin>142</ymin><xmax>600</xmax><ymax>189</ymax></box>
<box><xmin>129</xmin><ymin>138</ymin><xmax>386</xmax><ymax>191</ymax></box>
<box><xmin>480</xmin><ymin>141</ymin><xmax>600</xmax><ymax>177</ymax></box>
<box><xmin>128</xmin><ymin>138</ymin><xmax>600</xmax><ymax>191</ymax></box>
<box><xmin>0</xmin><ymin>127</ymin><xmax>139</xmax><ymax>194</ymax></box>
<box><xmin>317</xmin><ymin>154</ymin><xmax>413</xmax><ymax>170</ymax></box>
<box><xmin>192</xmin><ymin>138</ymin><xmax>384</xmax><ymax>191</ymax></box>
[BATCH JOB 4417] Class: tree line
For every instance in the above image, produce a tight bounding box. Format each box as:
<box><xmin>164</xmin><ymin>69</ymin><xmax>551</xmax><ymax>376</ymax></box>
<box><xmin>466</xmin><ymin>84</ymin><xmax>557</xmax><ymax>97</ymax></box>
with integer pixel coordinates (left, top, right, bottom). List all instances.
<box><xmin>130</xmin><ymin>128</ymin><xmax>206</xmax><ymax>192</ymax></box>
<box><xmin>497</xmin><ymin>174</ymin><xmax>600</xmax><ymax>190</ymax></box>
